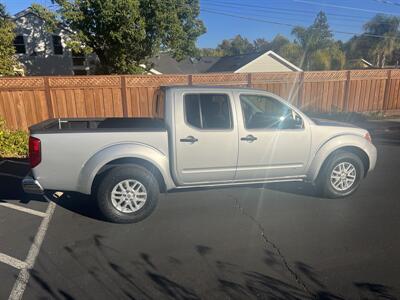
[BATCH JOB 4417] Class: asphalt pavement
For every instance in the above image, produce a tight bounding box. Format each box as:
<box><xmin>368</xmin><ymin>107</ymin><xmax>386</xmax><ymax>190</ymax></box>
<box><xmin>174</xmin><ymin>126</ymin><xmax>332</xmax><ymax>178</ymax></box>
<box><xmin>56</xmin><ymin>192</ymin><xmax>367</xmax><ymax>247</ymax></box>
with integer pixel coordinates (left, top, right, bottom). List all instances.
<box><xmin>0</xmin><ymin>130</ymin><xmax>400</xmax><ymax>299</ymax></box>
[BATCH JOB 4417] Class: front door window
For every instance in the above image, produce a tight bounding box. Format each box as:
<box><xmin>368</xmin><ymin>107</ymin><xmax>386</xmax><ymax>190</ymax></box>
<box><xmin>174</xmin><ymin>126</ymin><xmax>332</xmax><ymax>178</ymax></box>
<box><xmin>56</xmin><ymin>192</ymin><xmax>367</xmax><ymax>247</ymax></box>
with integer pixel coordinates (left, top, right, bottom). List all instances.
<box><xmin>240</xmin><ymin>94</ymin><xmax>303</xmax><ymax>130</ymax></box>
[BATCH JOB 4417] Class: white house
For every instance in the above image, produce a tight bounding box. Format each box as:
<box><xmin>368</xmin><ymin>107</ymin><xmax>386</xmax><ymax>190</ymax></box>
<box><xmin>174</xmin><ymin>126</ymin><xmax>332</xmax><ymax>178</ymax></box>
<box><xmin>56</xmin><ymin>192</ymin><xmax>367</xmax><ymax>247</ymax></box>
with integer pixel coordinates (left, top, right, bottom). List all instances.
<box><xmin>149</xmin><ymin>50</ymin><xmax>302</xmax><ymax>74</ymax></box>
<box><xmin>12</xmin><ymin>8</ymin><xmax>93</xmax><ymax>76</ymax></box>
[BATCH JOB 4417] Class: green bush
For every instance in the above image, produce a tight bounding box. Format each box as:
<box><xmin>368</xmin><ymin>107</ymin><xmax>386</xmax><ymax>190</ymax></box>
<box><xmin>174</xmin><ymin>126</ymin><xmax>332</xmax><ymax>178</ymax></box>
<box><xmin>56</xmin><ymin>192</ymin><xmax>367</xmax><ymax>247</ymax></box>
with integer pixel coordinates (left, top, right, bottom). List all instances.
<box><xmin>0</xmin><ymin>118</ymin><xmax>28</xmax><ymax>158</ymax></box>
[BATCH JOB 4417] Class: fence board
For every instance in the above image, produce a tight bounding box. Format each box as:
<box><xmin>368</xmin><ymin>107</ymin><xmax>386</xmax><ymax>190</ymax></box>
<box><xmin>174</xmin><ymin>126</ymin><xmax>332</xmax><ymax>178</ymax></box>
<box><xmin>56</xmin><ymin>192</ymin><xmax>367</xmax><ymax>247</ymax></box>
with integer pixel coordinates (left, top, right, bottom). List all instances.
<box><xmin>112</xmin><ymin>88</ymin><xmax>123</xmax><ymax>117</ymax></box>
<box><xmin>1</xmin><ymin>69</ymin><xmax>400</xmax><ymax>130</ymax></box>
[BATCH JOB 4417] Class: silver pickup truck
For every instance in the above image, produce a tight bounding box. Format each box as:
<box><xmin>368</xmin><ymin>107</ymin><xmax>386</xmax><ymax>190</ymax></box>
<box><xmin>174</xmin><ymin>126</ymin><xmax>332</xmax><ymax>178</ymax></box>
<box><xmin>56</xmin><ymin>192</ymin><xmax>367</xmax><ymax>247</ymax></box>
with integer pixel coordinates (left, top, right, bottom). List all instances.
<box><xmin>23</xmin><ymin>86</ymin><xmax>377</xmax><ymax>223</ymax></box>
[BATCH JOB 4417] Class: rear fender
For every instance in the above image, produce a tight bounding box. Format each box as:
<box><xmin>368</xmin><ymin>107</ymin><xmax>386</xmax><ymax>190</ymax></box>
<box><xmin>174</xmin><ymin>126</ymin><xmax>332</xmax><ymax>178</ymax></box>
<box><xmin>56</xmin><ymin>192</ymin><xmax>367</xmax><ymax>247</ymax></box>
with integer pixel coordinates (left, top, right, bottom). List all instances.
<box><xmin>77</xmin><ymin>143</ymin><xmax>175</xmax><ymax>194</ymax></box>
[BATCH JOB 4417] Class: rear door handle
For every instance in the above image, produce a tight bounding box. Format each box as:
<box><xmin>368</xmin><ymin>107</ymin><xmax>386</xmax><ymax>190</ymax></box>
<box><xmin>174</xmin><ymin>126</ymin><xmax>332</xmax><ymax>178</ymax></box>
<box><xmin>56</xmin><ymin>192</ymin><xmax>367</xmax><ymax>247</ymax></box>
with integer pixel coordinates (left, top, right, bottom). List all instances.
<box><xmin>241</xmin><ymin>134</ymin><xmax>257</xmax><ymax>142</ymax></box>
<box><xmin>180</xmin><ymin>136</ymin><xmax>198</xmax><ymax>143</ymax></box>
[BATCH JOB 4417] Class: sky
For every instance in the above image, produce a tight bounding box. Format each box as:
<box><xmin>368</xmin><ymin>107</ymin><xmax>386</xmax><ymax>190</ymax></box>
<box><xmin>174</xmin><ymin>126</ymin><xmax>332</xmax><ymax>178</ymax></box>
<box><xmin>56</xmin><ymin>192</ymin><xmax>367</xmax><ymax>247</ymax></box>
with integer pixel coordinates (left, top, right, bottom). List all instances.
<box><xmin>4</xmin><ymin>0</ymin><xmax>400</xmax><ymax>48</ymax></box>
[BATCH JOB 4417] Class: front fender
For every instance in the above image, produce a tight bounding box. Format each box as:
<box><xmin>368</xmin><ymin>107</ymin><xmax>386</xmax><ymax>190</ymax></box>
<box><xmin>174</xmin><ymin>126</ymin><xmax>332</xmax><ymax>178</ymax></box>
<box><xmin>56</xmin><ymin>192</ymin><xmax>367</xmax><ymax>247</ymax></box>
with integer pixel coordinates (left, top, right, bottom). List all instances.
<box><xmin>307</xmin><ymin>134</ymin><xmax>375</xmax><ymax>182</ymax></box>
<box><xmin>77</xmin><ymin>142</ymin><xmax>175</xmax><ymax>194</ymax></box>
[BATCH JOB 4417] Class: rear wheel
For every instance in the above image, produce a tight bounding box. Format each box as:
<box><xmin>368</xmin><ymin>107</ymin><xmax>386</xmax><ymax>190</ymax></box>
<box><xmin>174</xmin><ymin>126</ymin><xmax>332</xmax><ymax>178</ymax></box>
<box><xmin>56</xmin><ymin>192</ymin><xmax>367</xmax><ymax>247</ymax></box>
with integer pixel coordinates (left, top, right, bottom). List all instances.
<box><xmin>318</xmin><ymin>151</ymin><xmax>364</xmax><ymax>198</ymax></box>
<box><xmin>96</xmin><ymin>165</ymin><xmax>159</xmax><ymax>223</ymax></box>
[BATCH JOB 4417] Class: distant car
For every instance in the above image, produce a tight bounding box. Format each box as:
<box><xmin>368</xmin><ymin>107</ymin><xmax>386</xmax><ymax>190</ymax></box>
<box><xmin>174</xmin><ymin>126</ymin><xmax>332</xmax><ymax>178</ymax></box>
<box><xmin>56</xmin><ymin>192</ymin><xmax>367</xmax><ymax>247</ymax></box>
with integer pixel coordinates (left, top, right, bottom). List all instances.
<box><xmin>23</xmin><ymin>86</ymin><xmax>377</xmax><ymax>223</ymax></box>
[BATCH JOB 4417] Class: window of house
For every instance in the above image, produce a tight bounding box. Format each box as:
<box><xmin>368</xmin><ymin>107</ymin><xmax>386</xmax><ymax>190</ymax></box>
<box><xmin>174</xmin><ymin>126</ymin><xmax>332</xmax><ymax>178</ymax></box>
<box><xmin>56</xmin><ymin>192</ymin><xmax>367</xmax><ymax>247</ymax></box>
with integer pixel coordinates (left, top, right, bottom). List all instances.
<box><xmin>52</xmin><ymin>35</ymin><xmax>63</xmax><ymax>55</ymax></box>
<box><xmin>184</xmin><ymin>94</ymin><xmax>232</xmax><ymax>130</ymax></box>
<box><xmin>240</xmin><ymin>94</ymin><xmax>303</xmax><ymax>130</ymax></box>
<box><xmin>73</xmin><ymin>69</ymin><xmax>88</xmax><ymax>76</ymax></box>
<box><xmin>14</xmin><ymin>35</ymin><xmax>26</xmax><ymax>54</ymax></box>
<box><xmin>72</xmin><ymin>50</ymin><xmax>85</xmax><ymax>66</ymax></box>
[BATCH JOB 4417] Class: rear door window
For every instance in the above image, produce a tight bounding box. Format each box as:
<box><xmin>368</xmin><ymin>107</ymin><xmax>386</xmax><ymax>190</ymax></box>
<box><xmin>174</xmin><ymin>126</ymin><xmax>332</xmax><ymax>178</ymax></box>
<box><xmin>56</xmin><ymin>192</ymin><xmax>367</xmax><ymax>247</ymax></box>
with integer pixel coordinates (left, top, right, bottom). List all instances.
<box><xmin>184</xmin><ymin>94</ymin><xmax>232</xmax><ymax>130</ymax></box>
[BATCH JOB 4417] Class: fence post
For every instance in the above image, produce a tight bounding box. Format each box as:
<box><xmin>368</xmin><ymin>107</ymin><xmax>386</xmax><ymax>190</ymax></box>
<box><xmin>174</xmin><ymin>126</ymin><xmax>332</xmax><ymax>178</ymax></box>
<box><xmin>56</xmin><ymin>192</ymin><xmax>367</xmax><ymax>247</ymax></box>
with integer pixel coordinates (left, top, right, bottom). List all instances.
<box><xmin>247</xmin><ymin>73</ymin><xmax>252</xmax><ymax>87</ymax></box>
<box><xmin>44</xmin><ymin>77</ymin><xmax>54</xmax><ymax>118</ymax></box>
<box><xmin>297</xmin><ymin>72</ymin><xmax>304</xmax><ymax>108</ymax></box>
<box><xmin>383</xmin><ymin>69</ymin><xmax>392</xmax><ymax>111</ymax></box>
<box><xmin>120</xmin><ymin>75</ymin><xmax>128</xmax><ymax>117</ymax></box>
<box><xmin>343</xmin><ymin>70</ymin><xmax>351</xmax><ymax>112</ymax></box>
<box><xmin>188</xmin><ymin>74</ymin><xmax>193</xmax><ymax>86</ymax></box>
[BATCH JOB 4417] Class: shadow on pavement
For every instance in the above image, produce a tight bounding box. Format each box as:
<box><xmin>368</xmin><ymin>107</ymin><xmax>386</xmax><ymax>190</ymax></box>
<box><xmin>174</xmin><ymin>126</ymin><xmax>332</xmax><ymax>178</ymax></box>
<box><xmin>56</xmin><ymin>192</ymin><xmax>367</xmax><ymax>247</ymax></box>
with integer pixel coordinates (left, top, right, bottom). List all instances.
<box><xmin>52</xmin><ymin>181</ymin><xmax>320</xmax><ymax>223</ymax></box>
<box><xmin>49</xmin><ymin>192</ymin><xmax>106</xmax><ymax>222</ymax></box>
<box><xmin>262</xmin><ymin>182</ymin><xmax>320</xmax><ymax>198</ymax></box>
<box><xmin>0</xmin><ymin>159</ymin><xmax>46</xmax><ymax>203</ymax></box>
<box><xmin>354</xmin><ymin>282</ymin><xmax>397</xmax><ymax>300</ymax></box>
<box><xmin>26</xmin><ymin>236</ymin><xmax>398</xmax><ymax>300</ymax></box>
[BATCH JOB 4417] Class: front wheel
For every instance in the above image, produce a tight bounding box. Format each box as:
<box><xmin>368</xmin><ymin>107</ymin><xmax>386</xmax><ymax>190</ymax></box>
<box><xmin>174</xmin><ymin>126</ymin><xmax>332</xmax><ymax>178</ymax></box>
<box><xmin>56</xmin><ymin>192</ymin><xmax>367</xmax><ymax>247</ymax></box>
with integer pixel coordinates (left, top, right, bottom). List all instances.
<box><xmin>318</xmin><ymin>151</ymin><xmax>365</xmax><ymax>198</ymax></box>
<box><xmin>96</xmin><ymin>165</ymin><xmax>159</xmax><ymax>223</ymax></box>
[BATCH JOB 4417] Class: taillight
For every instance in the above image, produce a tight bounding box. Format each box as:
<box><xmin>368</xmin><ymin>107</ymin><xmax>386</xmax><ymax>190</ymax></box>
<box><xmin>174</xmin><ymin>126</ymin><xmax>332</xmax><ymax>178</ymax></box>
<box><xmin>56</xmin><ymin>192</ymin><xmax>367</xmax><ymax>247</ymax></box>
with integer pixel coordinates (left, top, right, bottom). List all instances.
<box><xmin>29</xmin><ymin>136</ymin><xmax>41</xmax><ymax>168</ymax></box>
<box><xmin>364</xmin><ymin>132</ymin><xmax>372</xmax><ymax>143</ymax></box>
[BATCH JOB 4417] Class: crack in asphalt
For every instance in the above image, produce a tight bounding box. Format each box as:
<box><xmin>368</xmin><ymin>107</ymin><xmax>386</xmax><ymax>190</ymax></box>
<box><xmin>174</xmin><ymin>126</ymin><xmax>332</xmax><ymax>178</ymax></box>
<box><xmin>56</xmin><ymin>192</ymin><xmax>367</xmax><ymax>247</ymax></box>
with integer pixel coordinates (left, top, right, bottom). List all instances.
<box><xmin>230</xmin><ymin>195</ymin><xmax>315</xmax><ymax>299</ymax></box>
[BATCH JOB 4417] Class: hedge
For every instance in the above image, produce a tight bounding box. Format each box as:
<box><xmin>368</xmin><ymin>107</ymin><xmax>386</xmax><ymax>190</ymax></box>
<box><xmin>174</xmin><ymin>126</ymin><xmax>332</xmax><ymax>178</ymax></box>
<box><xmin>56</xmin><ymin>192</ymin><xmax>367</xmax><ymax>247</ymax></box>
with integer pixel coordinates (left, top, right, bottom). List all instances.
<box><xmin>0</xmin><ymin>118</ymin><xmax>28</xmax><ymax>158</ymax></box>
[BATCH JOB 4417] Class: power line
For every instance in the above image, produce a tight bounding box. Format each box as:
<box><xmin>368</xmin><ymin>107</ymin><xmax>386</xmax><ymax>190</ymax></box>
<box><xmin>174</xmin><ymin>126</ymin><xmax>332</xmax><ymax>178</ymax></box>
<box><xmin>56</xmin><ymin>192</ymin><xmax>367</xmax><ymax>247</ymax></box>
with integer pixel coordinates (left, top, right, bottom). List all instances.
<box><xmin>293</xmin><ymin>0</ymin><xmax>400</xmax><ymax>16</ymax></box>
<box><xmin>202</xmin><ymin>0</ymin><xmax>379</xmax><ymax>21</ymax></box>
<box><xmin>201</xmin><ymin>3</ymin><xmax>369</xmax><ymax>26</ymax></box>
<box><xmin>374</xmin><ymin>0</ymin><xmax>400</xmax><ymax>7</ymax></box>
<box><xmin>201</xmin><ymin>8</ymin><xmax>400</xmax><ymax>40</ymax></box>
<box><xmin>202</xmin><ymin>0</ymin><xmax>400</xmax><ymax>27</ymax></box>
<box><xmin>201</xmin><ymin>4</ymin><xmax>364</xmax><ymax>27</ymax></box>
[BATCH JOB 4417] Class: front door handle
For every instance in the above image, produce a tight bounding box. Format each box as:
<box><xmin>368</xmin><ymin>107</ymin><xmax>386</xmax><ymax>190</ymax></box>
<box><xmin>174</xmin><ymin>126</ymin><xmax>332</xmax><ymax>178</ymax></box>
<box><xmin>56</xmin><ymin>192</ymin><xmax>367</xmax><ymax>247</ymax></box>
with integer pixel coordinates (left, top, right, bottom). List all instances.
<box><xmin>241</xmin><ymin>134</ymin><xmax>257</xmax><ymax>142</ymax></box>
<box><xmin>180</xmin><ymin>136</ymin><xmax>198</xmax><ymax>143</ymax></box>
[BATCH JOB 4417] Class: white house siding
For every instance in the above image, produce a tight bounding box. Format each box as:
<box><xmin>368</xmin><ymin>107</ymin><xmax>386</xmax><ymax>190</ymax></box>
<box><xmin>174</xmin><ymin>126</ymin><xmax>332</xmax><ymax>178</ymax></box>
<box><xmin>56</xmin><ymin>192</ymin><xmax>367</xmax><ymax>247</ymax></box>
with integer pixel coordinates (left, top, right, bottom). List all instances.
<box><xmin>13</xmin><ymin>11</ymin><xmax>92</xmax><ymax>76</ymax></box>
<box><xmin>234</xmin><ymin>52</ymin><xmax>300</xmax><ymax>73</ymax></box>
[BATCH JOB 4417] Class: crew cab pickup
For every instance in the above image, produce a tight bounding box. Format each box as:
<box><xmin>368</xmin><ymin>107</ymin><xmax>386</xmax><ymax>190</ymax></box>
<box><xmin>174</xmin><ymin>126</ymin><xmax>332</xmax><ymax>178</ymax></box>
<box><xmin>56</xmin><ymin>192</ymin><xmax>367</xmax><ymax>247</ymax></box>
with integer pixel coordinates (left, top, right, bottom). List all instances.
<box><xmin>23</xmin><ymin>86</ymin><xmax>377</xmax><ymax>223</ymax></box>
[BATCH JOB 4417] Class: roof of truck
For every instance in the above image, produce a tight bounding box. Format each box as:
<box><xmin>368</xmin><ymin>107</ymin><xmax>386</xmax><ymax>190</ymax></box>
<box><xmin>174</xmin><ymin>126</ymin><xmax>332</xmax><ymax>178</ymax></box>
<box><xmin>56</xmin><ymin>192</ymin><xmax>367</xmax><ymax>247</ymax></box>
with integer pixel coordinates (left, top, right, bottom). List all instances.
<box><xmin>161</xmin><ymin>85</ymin><xmax>268</xmax><ymax>92</ymax></box>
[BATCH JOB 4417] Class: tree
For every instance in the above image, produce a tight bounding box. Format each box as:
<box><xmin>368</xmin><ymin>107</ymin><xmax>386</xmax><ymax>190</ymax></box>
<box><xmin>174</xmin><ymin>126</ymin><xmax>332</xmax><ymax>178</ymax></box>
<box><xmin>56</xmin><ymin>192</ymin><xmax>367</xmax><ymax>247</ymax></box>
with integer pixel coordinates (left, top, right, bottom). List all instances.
<box><xmin>345</xmin><ymin>14</ymin><xmax>400</xmax><ymax>67</ymax></box>
<box><xmin>253</xmin><ymin>38</ymin><xmax>269</xmax><ymax>52</ymax></box>
<box><xmin>308</xmin><ymin>45</ymin><xmax>345</xmax><ymax>70</ymax></box>
<box><xmin>216</xmin><ymin>35</ymin><xmax>254</xmax><ymax>56</ymax></box>
<box><xmin>329</xmin><ymin>42</ymin><xmax>346</xmax><ymax>70</ymax></box>
<box><xmin>292</xmin><ymin>11</ymin><xmax>333</xmax><ymax>68</ymax></box>
<box><xmin>199</xmin><ymin>48</ymin><xmax>224</xmax><ymax>57</ymax></box>
<box><xmin>291</xmin><ymin>11</ymin><xmax>345</xmax><ymax>70</ymax></box>
<box><xmin>268</xmin><ymin>34</ymin><xmax>290</xmax><ymax>52</ymax></box>
<box><xmin>344</xmin><ymin>35</ymin><xmax>371</xmax><ymax>64</ymax></box>
<box><xmin>364</xmin><ymin>14</ymin><xmax>400</xmax><ymax>67</ymax></box>
<box><xmin>33</xmin><ymin>0</ymin><xmax>206</xmax><ymax>74</ymax></box>
<box><xmin>278</xmin><ymin>42</ymin><xmax>303</xmax><ymax>66</ymax></box>
<box><xmin>0</xmin><ymin>3</ymin><xmax>19</xmax><ymax>76</ymax></box>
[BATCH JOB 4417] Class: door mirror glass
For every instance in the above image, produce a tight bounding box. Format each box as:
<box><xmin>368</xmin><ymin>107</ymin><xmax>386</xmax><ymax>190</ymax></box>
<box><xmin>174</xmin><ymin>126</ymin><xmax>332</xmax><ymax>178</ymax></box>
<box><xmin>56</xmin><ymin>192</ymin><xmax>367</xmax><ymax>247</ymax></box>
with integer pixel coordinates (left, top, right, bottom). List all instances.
<box><xmin>240</xmin><ymin>94</ymin><xmax>303</xmax><ymax>130</ymax></box>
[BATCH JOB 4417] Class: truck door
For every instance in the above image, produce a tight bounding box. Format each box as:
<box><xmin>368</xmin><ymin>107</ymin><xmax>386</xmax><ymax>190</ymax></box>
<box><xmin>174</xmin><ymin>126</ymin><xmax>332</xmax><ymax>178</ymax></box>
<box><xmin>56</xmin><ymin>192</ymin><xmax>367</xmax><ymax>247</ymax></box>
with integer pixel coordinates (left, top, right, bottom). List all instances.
<box><xmin>235</xmin><ymin>93</ymin><xmax>311</xmax><ymax>181</ymax></box>
<box><xmin>174</xmin><ymin>91</ymin><xmax>238</xmax><ymax>185</ymax></box>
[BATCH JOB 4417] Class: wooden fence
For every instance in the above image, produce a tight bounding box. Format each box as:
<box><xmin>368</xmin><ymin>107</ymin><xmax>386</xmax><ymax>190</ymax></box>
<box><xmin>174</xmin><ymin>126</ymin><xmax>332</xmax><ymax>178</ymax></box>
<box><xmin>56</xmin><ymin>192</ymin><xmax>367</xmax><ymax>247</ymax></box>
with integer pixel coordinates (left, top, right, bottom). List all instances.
<box><xmin>1</xmin><ymin>69</ymin><xmax>400</xmax><ymax>130</ymax></box>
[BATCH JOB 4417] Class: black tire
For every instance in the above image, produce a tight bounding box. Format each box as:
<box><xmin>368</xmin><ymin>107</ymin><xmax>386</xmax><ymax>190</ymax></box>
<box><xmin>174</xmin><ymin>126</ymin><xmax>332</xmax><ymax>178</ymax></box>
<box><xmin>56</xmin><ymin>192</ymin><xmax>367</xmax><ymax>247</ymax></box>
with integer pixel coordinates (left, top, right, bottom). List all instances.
<box><xmin>317</xmin><ymin>151</ymin><xmax>364</xmax><ymax>198</ymax></box>
<box><xmin>96</xmin><ymin>164</ymin><xmax>159</xmax><ymax>223</ymax></box>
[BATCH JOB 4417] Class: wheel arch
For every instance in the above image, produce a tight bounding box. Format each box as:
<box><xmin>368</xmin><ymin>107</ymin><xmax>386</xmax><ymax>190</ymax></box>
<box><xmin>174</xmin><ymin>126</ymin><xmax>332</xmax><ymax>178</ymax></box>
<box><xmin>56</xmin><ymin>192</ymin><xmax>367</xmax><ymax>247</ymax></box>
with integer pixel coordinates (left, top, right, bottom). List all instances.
<box><xmin>77</xmin><ymin>143</ymin><xmax>175</xmax><ymax>195</ymax></box>
<box><xmin>91</xmin><ymin>157</ymin><xmax>167</xmax><ymax>194</ymax></box>
<box><xmin>315</xmin><ymin>146</ymin><xmax>370</xmax><ymax>182</ymax></box>
<box><xmin>308</xmin><ymin>135</ymin><xmax>371</xmax><ymax>183</ymax></box>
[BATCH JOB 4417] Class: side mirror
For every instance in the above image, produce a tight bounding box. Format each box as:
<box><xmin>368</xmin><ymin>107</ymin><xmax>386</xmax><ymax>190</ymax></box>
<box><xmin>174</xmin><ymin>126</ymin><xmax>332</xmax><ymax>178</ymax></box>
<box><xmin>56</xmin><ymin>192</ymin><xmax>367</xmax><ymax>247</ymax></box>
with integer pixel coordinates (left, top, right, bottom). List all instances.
<box><xmin>293</xmin><ymin>114</ymin><xmax>303</xmax><ymax>129</ymax></box>
<box><xmin>279</xmin><ymin>111</ymin><xmax>303</xmax><ymax>129</ymax></box>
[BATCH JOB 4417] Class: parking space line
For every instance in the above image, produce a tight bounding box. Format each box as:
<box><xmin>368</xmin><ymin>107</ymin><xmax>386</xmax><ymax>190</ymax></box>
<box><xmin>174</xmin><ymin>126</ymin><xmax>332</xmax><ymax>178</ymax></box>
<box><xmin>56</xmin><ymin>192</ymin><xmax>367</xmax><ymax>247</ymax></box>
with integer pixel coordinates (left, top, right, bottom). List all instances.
<box><xmin>0</xmin><ymin>253</ymin><xmax>27</xmax><ymax>270</ymax></box>
<box><xmin>0</xmin><ymin>203</ymin><xmax>47</xmax><ymax>218</ymax></box>
<box><xmin>8</xmin><ymin>201</ymin><xmax>56</xmax><ymax>300</ymax></box>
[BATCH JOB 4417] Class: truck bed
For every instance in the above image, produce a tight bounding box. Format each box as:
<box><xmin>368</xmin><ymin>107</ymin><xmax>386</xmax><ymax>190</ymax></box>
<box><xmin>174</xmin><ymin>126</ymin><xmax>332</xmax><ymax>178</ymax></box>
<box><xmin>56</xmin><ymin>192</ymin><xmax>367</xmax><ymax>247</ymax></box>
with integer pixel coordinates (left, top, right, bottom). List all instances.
<box><xmin>30</xmin><ymin>118</ymin><xmax>166</xmax><ymax>133</ymax></box>
<box><xmin>30</xmin><ymin>117</ymin><xmax>169</xmax><ymax>193</ymax></box>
